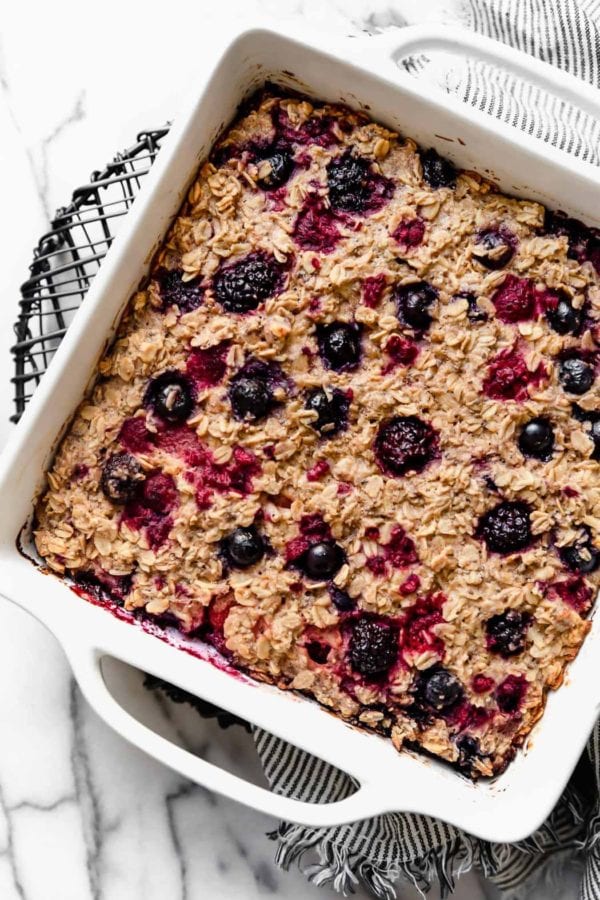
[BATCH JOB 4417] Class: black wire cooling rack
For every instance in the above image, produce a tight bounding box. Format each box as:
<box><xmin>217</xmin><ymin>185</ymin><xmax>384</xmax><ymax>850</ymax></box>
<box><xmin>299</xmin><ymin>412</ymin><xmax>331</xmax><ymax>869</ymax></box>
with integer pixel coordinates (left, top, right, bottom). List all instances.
<box><xmin>11</xmin><ymin>126</ymin><xmax>251</xmax><ymax>731</ymax></box>
<box><xmin>11</xmin><ymin>127</ymin><xmax>170</xmax><ymax>423</ymax></box>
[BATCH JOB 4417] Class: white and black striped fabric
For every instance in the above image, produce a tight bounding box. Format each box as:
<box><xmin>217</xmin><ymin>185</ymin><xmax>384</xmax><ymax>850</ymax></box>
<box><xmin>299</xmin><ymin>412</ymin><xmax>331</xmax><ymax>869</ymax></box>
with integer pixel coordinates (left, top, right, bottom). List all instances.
<box><xmin>253</xmin><ymin>2</ymin><xmax>600</xmax><ymax>897</ymax></box>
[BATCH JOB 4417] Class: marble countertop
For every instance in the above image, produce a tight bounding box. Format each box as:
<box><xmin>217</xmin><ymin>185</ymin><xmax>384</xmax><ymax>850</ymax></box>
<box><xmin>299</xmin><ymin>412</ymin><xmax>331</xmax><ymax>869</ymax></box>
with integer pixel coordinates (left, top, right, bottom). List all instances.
<box><xmin>0</xmin><ymin>2</ymin><xmax>580</xmax><ymax>897</ymax></box>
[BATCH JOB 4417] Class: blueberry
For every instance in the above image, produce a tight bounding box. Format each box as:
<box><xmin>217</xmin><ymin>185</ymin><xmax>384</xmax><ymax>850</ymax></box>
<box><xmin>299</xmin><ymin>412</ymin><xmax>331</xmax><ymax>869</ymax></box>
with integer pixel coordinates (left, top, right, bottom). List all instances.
<box><xmin>257</xmin><ymin>150</ymin><xmax>294</xmax><ymax>190</ymax></box>
<box><xmin>348</xmin><ymin>617</ymin><xmax>399</xmax><ymax>678</ymax></box>
<box><xmin>518</xmin><ymin>417</ymin><xmax>554</xmax><ymax>460</ymax></box>
<box><xmin>573</xmin><ymin>404</ymin><xmax>600</xmax><ymax>460</ymax></box>
<box><xmin>485</xmin><ymin>609</ymin><xmax>531</xmax><ymax>657</ymax></box>
<box><xmin>458</xmin><ymin>291</ymin><xmax>488</xmax><ymax>323</ymax></box>
<box><xmin>229</xmin><ymin>376</ymin><xmax>274</xmax><ymax>421</ymax></box>
<box><xmin>394</xmin><ymin>282</ymin><xmax>437</xmax><ymax>331</ymax></box>
<box><xmin>156</xmin><ymin>269</ymin><xmax>203</xmax><ymax>313</ymax></box>
<box><xmin>302</xmin><ymin>541</ymin><xmax>345</xmax><ymax>580</ymax></box>
<box><xmin>421</xmin><ymin>148</ymin><xmax>456</xmax><ymax>189</ymax></box>
<box><xmin>328</xmin><ymin>585</ymin><xmax>356</xmax><ymax>612</ymax></box>
<box><xmin>472</xmin><ymin>228</ymin><xmax>516</xmax><ymax>270</ymax></box>
<box><xmin>223</xmin><ymin>526</ymin><xmax>265</xmax><ymax>568</ymax></box>
<box><xmin>559</xmin><ymin>357</ymin><xmax>594</xmax><ymax>395</ymax></box>
<box><xmin>100</xmin><ymin>453</ymin><xmax>145</xmax><ymax>504</ymax></box>
<box><xmin>144</xmin><ymin>372</ymin><xmax>194</xmax><ymax>423</ymax></box>
<box><xmin>477</xmin><ymin>501</ymin><xmax>532</xmax><ymax>554</ymax></box>
<box><xmin>374</xmin><ymin>415</ymin><xmax>439</xmax><ymax>477</ymax></box>
<box><xmin>306</xmin><ymin>641</ymin><xmax>330</xmax><ymax>664</ymax></box>
<box><xmin>546</xmin><ymin>295</ymin><xmax>582</xmax><ymax>335</ymax></box>
<box><xmin>417</xmin><ymin>665</ymin><xmax>463</xmax><ymax>712</ymax></box>
<box><xmin>213</xmin><ymin>252</ymin><xmax>283</xmax><ymax>313</ymax></box>
<box><xmin>591</xmin><ymin>420</ymin><xmax>600</xmax><ymax>461</ymax></box>
<box><xmin>456</xmin><ymin>735</ymin><xmax>481</xmax><ymax>773</ymax></box>
<box><xmin>559</xmin><ymin>526</ymin><xmax>600</xmax><ymax>574</ymax></box>
<box><xmin>305</xmin><ymin>388</ymin><xmax>349</xmax><ymax>436</ymax></box>
<box><xmin>326</xmin><ymin>152</ymin><xmax>372</xmax><ymax>213</ymax></box>
<box><xmin>316</xmin><ymin>322</ymin><xmax>361</xmax><ymax>371</ymax></box>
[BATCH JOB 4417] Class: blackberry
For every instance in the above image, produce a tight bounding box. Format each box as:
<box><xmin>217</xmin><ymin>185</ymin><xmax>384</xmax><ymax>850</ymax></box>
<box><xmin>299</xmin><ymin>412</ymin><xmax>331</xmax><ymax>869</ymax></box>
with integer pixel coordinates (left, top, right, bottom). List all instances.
<box><xmin>213</xmin><ymin>252</ymin><xmax>283</xmax><ymax>313</ymax></box>
<box><xmin>156</xmin><ymin>268</ymin><xmax>203</xmax><ymax>313</ymax></box>
<box><xmin>477</xmin><ymin>501</ymin><xmax>532</xmax><ymax>555</ymax></box>
<box><xmin>374</xmin><ymin>415</ymin><xmax>439</xmax><ymax>477</ymax></box>
<box><xmin>485</xmin><ymin>609</ymin><xmax>531</xmax><ymax>657</ymax></box>
<box><xmin>348</xmin><ymin>617</ymin><xmax>399</xmax><ymax>678</ymax></box>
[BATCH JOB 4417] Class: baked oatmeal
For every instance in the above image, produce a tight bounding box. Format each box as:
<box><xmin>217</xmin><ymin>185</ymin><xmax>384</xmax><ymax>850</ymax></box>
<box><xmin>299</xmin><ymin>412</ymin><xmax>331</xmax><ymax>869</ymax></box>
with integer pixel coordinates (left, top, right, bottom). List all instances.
<box><xmin>34</xmin><ymin>88</ymin><xmax>600</xmax><ymax>777</ymax></box>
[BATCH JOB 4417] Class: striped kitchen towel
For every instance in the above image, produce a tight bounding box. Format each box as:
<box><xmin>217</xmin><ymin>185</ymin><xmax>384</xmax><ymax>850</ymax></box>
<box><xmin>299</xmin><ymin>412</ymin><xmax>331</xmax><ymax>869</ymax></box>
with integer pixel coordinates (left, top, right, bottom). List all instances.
<box><xmin>253</xmin><ymin>1</ymin><xmax>600</xmax><ymax>897</ymax></box>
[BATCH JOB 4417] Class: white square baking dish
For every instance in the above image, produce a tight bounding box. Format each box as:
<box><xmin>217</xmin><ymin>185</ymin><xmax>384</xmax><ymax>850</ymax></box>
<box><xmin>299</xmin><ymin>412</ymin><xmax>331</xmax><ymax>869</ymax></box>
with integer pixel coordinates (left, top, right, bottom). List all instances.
<box><xmin>1</xmin><ymin>23</ymin><xmax>600</xmax><ymax>841</ymax></box>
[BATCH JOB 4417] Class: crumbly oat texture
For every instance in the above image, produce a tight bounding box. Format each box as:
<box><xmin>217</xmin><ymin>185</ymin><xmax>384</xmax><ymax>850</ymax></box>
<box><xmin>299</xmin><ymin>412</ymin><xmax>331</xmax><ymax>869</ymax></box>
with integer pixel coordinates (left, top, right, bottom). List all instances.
<box><xmin>35</xmin><ymin>89</ymin><xmax>600</xmax><ymax>778</ymax></box>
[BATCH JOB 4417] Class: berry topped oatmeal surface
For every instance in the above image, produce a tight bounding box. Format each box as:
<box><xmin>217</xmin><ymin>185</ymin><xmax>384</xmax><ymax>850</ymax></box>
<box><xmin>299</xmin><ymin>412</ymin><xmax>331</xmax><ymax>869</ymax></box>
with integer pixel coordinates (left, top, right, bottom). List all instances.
<box><xmin>35</xmin><ymin>88</ymin><xmax>600</xmax><ymax>778</ymax></box>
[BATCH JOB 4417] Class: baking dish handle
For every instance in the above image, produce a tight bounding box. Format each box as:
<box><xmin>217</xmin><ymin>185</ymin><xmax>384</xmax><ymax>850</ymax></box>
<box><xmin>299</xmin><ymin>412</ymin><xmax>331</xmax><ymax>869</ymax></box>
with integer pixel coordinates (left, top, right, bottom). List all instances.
<box><xmin>342</xmin><ymin>24</ymin><xmax>600</xmax><ymax>125</ymax></box>
<box><xmin>69</xmin><ymin>643</ymin><xmax>389</xmax><ymax>827</ymax></box>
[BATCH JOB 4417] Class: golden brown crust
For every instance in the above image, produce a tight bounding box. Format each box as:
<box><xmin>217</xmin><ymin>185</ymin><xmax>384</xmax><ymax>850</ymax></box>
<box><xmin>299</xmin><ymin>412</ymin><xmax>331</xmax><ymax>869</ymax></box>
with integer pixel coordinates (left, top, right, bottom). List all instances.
<box><xmin>34</xmin><ymin>91</ymin><xmax>600</xmax><ymax>778</ymax></box>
